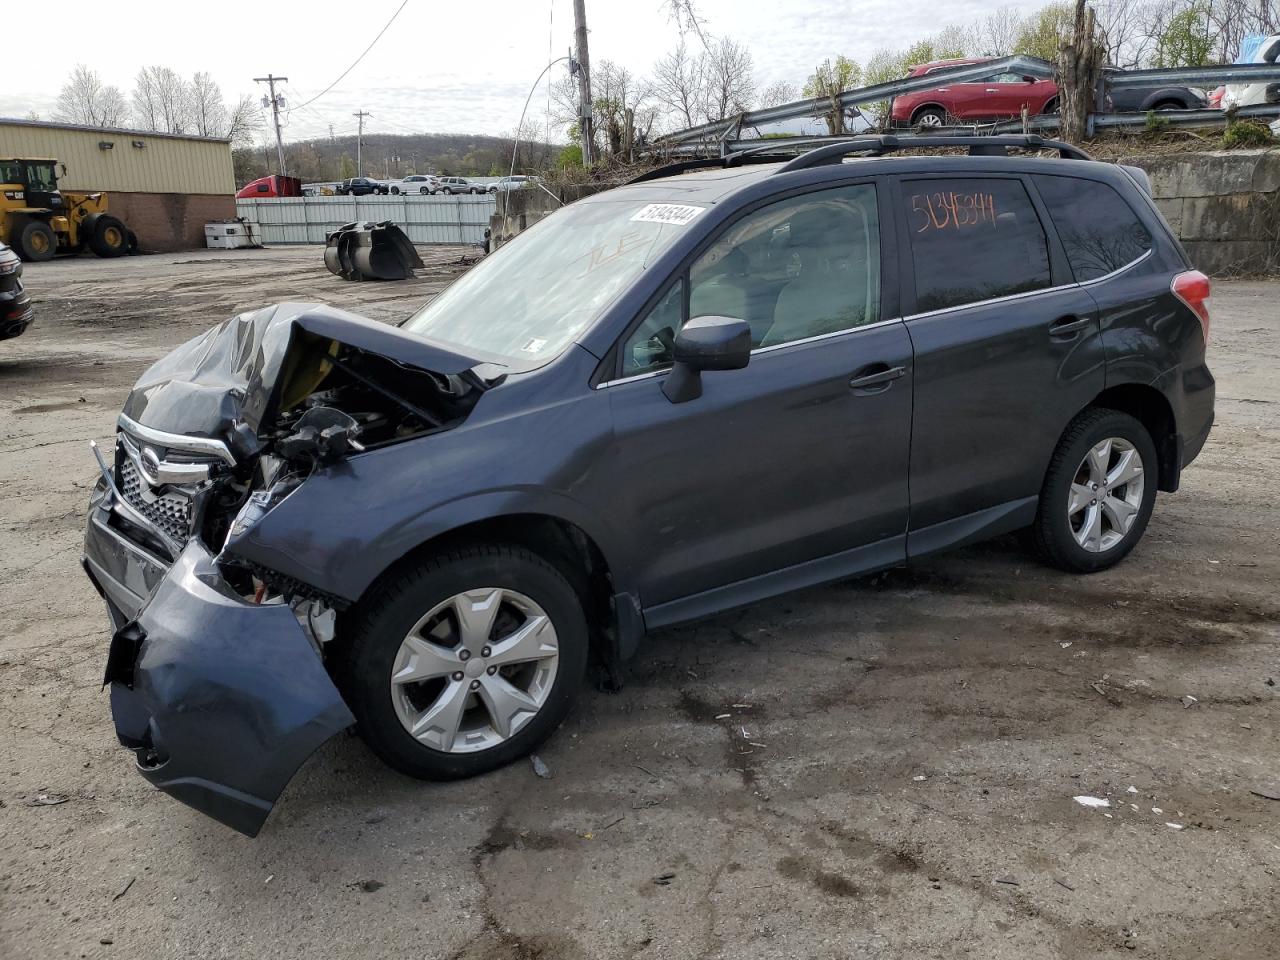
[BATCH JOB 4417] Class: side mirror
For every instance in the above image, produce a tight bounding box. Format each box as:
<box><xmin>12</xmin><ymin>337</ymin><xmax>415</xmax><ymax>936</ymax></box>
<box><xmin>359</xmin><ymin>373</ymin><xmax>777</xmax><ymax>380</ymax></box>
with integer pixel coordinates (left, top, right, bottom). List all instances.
<box><xmin>662</xmin><ymin>315</ymin><xmax>751</xmax><ymax>404</ymax></box>
<box><xmin>1022</xmin><ymin>75</ymin><xmax>1037</xmax><ymax>83</ymax></box>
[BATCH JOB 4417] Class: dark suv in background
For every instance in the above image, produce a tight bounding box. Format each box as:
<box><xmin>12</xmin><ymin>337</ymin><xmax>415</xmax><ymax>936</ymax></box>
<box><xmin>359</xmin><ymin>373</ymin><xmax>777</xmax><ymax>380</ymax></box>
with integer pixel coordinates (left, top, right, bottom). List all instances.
<box><xmin>336</xmin><ymin>177</ymin><xmax>388</xmax><ymax>196</ymax></box>
<box><xmin>84</xmin><ymin>135</ymin><xmax>1214</xmax><ymax>835</ymax></box>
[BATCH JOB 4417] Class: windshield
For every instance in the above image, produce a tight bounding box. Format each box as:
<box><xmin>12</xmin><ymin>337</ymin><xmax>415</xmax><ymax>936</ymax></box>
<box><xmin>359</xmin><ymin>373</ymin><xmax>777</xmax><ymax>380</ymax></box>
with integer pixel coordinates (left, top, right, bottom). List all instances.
<box><xmin>402</xmin><ymin>198</ymin><xmax>702</xmax><ymax>364</ymax></box>
<box><xmin>24</xmin><ymin>162</ymin><xmax>57</xmax><ymax>190</ymax></box>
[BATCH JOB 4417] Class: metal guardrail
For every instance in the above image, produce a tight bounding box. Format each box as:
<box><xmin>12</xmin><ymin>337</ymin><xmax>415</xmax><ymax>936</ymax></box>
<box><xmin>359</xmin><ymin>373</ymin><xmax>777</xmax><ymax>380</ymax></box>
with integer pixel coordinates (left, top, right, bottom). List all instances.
<box><xmin>662</xmin><ymin>56</ymin><xmax>1058</xmax><ymax>144</ymax></box>
<box><xmin>660</xmin><ymin>58</ymin><xmax>1280</xmax><ymax>148</ymax></box>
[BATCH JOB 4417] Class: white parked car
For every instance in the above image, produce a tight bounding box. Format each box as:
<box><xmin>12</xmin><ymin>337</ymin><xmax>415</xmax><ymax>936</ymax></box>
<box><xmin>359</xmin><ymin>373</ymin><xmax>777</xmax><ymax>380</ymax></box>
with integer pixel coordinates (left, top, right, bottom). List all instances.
<box><xmin>1221</xmin><ymin>34</ymin><xmax>1280</xmax><ymax>111</ymax></box>
<box><xmin>487</xmin><ymin>175</ymin><xmax>540</xmax><ymax>194</ymax></box>
<box><xmin>389</xmin><ymin>175</ymin><xmax>440</xmax><ymax>196</ymax></box>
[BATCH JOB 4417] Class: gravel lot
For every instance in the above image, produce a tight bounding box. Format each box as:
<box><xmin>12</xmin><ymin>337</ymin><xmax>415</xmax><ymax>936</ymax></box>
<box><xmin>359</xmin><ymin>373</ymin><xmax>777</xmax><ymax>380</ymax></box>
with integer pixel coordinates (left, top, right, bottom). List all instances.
<box><xmin>1</xmin><ymin>247</ymin><xmax>1277</xmax><ymax>960</ymax></box>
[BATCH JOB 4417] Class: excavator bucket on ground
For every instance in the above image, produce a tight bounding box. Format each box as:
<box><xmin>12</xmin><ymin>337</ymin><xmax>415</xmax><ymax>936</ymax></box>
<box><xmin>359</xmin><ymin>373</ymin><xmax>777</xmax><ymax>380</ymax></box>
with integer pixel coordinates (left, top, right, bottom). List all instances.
<box><xmin>323</xmin><ymin>221</ymin><xmax>424</xmax><ymax>281</ymax></box>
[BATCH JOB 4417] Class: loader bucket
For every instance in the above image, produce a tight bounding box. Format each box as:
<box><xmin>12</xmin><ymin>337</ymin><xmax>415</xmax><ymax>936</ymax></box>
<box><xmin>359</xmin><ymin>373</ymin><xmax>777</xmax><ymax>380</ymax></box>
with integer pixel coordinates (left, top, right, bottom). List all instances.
<box><xmin>323</xmin><ymin>221</ymin><xmax>422</xmax><ymax>281</ymax></box>
<box><xmin>353</xmin><ymin>221</ymin><xmax>424</xmax><ymax>280</ymax></box>
<box><xmin>323</xmin><ymin>221</ymin><xmax>361</xmax><ymax>280</ymax></box>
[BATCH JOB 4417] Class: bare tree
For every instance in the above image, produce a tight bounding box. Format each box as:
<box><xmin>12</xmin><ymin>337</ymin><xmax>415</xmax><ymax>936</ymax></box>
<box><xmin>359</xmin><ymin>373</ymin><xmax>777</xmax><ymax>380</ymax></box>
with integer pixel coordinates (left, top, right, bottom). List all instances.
<box><xmin>665</xmin><ymin>0</ymin><xmax>709</xmax><ymax>44</ymax></box>
<box><xmin>652</xmin><ymin>42</ymin><xmax>708</xmax><ymax>128</ymax></box>
<box><xmin>978</xmin><ymin>6</ymin><xmax>1027</xmax><ymax>55</ymax></box>
<box><xmin>703</xmin><ymin>36</ymin><xmax>755</xmax><ymax>121</ymax></box>
<box><xmin>133</xmin><ymin>66</ymin><xmax>194</xmax><ymax>134</ymax></box>
<box><xmin>54</xmin><ymin>65</ymin><xmax>128</xmax><ymax>127</ymax></box>
<box><xmin>190</xmin><ymin>72</ymin><xmax>227</xmax><ymax>138</ymax></box>
<box><xmin>225</xmin><ymin>95</ymin><xmax>262</xmax><ymax>146</ymax></box>
<box><xmin>759</xmin><ymin>80</ymin><xmax>799</xmax><ymax>107</ymax></box>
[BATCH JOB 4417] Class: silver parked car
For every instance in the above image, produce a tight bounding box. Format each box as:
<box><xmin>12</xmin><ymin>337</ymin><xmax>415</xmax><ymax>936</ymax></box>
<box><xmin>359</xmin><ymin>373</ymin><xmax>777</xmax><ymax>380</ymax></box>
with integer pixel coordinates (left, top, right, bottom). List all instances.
<box><xmin>487</xmin><ymin>175</ymin><xmax>539</xmax><ymax>194</ymax></box>
<box><xmin>434</xmin><ymin>176</ymin><xmax>483</xmax><ymax>195</ymax></box>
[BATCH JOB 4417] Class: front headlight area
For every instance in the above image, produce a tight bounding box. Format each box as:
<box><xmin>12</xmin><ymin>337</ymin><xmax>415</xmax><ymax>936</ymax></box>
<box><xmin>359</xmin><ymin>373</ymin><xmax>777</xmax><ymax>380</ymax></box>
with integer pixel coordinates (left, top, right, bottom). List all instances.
<box><xmin>213</xmin><ymin>458</ymin><xmax>344</xmax><ymax>653</ymax></box>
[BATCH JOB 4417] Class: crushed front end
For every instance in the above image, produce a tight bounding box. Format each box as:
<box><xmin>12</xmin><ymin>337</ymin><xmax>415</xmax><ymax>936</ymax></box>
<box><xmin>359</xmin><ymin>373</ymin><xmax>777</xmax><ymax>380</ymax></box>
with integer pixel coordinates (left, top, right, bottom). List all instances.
<box><xmin>82</xmin><ymin>302</ymin><xmax>495</xmax><ymax>835</ymax></box>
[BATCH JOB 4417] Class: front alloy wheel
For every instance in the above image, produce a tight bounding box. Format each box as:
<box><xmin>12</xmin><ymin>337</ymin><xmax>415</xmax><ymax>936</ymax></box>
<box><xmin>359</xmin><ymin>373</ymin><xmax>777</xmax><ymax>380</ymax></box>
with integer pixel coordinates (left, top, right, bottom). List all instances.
<box><xmin>390</xmin><ymin>588</ymin><xmax>559</xmax><ymax>753</ymax></box>
<box><xmin>342</xmin><ymin>544</ymin><xmax>588</xmax><ymax>779</ymax></box>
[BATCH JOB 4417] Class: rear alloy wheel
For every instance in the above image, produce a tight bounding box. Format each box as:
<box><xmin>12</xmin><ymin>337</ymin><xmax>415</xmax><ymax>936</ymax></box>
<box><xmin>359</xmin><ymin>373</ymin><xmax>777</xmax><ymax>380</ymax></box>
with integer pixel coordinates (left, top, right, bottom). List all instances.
<box><xmin>89</xmin><ymin>215</ymin><xmax>129</xmax><ymax>257</ymax></box>
<box><xmin>914</xmin><ymin>107</ymin><xmax>947</xmax><ymax>129</ymax></box>
<box><xmin>442</xmin><ymin>187</ymin><xmax>454</xmax><ymax>195</ymax></box>
<box><xmin>17</xmin><ymin>219</ymin><xmax>56</xmax><ymax>262</ymax></box>
<box><xmin>342</xmin><ymin>544</ymin><xmax>589</xmax><ymax>779</ymax></box>
<box><xmin>419</xmin><ymin>186</ymin><xmax>430</xmax><ymax>195</ymax></box>
<box><xmin>1032</xmin><ymin>409</ymin><xmax>1157</xmax><ymax>573</ymax></box>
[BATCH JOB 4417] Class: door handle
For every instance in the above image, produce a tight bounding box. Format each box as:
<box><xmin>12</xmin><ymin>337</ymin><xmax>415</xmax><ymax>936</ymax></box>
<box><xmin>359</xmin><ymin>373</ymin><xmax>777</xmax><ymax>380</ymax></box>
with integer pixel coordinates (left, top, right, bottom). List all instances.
<box><xmin>1049</xmin><ymin>315</ymin><xmax>1089</xmax><ymax>339</ymax></box>
<box><xmin>849</xmin><ymin>364</ymin><xmax>906</xmax><ymax>391</ymax></box>
<box><xmin>985</xmin><ymin>88</ymin><xmax>999</xmax><ymax>93</ymax></box>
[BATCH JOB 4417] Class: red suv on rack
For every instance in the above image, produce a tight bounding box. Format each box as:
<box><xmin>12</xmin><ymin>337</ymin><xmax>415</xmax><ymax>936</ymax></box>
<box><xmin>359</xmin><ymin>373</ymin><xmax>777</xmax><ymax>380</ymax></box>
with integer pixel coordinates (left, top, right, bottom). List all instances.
<box><xmin>891</xmin><ymin>58</ymin><xmax>1059</xmax><ymax>128</ymax></box>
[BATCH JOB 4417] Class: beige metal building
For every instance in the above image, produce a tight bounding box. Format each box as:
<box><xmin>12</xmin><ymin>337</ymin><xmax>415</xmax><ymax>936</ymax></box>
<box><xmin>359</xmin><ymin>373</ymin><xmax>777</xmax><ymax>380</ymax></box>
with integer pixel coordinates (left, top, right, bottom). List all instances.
<box><xmin>0</xmin><ymin>118</ymin><xmax>235</xmax><ymax>251</ymax></box>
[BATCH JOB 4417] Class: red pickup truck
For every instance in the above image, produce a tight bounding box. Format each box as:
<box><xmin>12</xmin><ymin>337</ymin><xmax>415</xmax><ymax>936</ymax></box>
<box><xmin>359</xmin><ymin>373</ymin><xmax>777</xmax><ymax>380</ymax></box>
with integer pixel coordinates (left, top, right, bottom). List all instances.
<box><xmin>890</xmin><ymin>58</ymin><xmax>1059</xmax><ymax>128</ymax></box>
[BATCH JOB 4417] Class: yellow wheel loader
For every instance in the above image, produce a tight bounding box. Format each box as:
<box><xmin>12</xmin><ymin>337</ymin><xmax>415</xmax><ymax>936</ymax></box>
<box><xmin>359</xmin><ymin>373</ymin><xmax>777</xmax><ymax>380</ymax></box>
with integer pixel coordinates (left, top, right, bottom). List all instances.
<box><xmin>0</xmin><ymin>158</ymin><xmax>134</xmax><ymax>262</ymax></box>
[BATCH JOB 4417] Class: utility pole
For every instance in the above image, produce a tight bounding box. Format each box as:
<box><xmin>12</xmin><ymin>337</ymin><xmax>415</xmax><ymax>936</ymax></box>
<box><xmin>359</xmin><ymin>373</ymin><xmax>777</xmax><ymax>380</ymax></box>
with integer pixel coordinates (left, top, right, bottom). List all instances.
<box><xmin>254</xmin><ymin>74</ymin><xmax>288</xmax><ymax>176</ymax></box>
<box><xmin>572</xmin><ymin>0</ymin><xmax>593</xmax><ymax>166</ymax></box>
<box><xmin>353</xmin><ymin>109</ymin><xmax>371</xmax><ymax>176</ymax></box>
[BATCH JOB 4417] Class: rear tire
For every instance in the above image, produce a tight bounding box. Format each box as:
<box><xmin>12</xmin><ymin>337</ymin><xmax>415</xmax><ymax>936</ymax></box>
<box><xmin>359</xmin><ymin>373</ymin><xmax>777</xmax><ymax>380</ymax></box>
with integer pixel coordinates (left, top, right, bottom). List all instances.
<box><xmin>419</xmin><ymin>186</ymin><xmax>429</xmax><ymax>195</ymax></box>
<box><xmin>1032</xmin><ymin>408</ymin><xmax>1158</xmax><ymax>573</ymax></box>
<box><xmin>913</xmin><ymin>106</ymin><xmax>947</xmax><ymax>129</ymax></box>
<box><xmin>15</xmin><ymin>219</ymin><xmax>56</xmax><ymax>261</ymax></box>
<box><xmin>89</xmin><ymin>215</ymin><xmax>128</xmax><ymax>258</ymax></box>
<box><xmin>340</xmin><ymin>543</ymin><xmax>589</xmax><ymax>780</ymax></box>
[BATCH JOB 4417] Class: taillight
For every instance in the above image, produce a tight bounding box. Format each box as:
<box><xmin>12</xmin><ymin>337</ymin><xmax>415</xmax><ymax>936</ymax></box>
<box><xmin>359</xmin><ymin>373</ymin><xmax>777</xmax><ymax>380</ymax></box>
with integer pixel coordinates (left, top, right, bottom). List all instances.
<box><xmin>1171</xmin><ymin>270</ymin><xmax>1211</xmax><ymax>347</ymax></box>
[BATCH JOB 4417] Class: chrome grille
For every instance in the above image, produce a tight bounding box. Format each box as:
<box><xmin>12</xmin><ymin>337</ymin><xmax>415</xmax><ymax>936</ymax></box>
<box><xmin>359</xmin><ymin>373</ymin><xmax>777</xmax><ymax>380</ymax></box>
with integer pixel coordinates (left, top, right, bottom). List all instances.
<box><xmin>118</xmin><ymin>456</ymin><xmax>194</xmax><ymax>541</ymax></box>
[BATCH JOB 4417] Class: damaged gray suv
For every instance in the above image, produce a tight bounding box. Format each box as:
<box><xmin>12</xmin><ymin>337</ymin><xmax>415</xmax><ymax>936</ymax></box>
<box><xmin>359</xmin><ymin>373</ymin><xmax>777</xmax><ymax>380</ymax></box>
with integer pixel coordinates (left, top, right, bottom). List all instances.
<box><xmin>83</xmin><ymin>135</ymin><xmax>1215</xmax><ymax>835</ymax></box>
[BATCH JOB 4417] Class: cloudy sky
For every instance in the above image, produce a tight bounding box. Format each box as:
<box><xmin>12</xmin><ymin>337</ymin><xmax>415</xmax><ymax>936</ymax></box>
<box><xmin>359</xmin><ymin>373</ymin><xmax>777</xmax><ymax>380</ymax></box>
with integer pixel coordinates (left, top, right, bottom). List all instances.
<box><xmin>1</xmin><ymin>0</ymin><xmax>1045</xmax><ymax>143</ymax></box>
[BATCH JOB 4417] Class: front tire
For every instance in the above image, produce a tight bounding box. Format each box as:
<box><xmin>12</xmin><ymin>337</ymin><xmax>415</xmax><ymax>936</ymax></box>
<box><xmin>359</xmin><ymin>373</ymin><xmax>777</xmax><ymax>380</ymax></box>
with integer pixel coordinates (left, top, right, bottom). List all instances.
<box><xmin>1032</xmin><ymin>409</ymin><xmax>1157</xmax><ymax>573</ymax></box>
<box><xmin>340</xmin><ymin>544</ymin><xmax>589</xmax><ymax>780</ymax></box>
<box><xmin>16</xmin><ymin>219</ymin><xmax>56</xmax><ymax>261</ymax></box>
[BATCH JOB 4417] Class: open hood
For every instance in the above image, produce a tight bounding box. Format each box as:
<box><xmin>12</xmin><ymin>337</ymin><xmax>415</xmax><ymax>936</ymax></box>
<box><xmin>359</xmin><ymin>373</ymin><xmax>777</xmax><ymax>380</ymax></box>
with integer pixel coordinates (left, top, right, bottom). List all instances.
<box><xmin>120</xmin><ymin>302</ymin><xmax>501</xmax><ymax>442</ymax></box>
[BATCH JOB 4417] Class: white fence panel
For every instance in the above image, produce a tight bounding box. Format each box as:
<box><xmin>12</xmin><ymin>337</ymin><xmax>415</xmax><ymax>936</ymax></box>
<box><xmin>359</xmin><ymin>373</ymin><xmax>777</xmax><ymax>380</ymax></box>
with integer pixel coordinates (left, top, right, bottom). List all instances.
<box><xmin>233</xmin><ymin>195</ymin><xmax>495</xmax><ymax>246</ymax></box>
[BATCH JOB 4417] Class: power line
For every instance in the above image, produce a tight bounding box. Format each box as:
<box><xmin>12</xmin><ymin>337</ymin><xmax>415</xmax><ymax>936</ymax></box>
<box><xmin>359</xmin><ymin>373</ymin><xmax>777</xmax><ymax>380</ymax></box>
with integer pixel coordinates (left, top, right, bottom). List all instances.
<box><xmin>292</xmin><ymin>0</ymin><xmax>410</xmax><ymax>111</ymax></box>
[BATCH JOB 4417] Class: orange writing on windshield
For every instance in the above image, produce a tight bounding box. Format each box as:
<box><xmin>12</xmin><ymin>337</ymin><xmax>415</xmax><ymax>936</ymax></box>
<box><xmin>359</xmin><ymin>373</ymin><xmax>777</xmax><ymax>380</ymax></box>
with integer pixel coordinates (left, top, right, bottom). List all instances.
<box><xmin>910</xmin><ymin>191</ymin><xmax>998</xmax><ymax>233</ymax></box>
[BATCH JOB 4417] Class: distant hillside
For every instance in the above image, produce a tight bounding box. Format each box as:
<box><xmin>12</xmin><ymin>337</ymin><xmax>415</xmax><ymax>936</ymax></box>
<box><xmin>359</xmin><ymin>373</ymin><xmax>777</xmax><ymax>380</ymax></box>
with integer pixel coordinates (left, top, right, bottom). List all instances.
<box><xmin>233</xmin><ymin>131</ymin><xmax>561</xmax><ymax>186</ymax></box>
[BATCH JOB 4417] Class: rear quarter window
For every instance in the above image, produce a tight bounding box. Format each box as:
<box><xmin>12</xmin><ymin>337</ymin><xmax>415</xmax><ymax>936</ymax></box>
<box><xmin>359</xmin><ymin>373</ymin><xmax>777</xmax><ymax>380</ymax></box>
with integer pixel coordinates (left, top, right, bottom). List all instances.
<box><xmin>903</xmin><ymin>177</ymin><xmax>1052</xmax><ymax>313</ymax></box>
<box><xmin>1034</xmin><ymin>176</ymin><xmax>1152</xmax><ymax>281</ymax></box>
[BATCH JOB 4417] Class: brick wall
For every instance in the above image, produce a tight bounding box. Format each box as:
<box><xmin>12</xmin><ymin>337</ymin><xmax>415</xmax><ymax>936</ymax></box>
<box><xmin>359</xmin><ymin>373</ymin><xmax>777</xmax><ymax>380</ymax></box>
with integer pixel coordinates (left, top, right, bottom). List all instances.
<box><xmin>106</xmin><ymin>193</ymin><xmax>235</xmax><ymax>252</ymax></box>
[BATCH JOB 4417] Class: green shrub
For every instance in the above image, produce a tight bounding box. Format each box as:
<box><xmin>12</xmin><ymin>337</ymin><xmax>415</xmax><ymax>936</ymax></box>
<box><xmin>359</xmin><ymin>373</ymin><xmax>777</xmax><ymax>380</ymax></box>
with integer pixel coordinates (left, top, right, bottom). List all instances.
<box><xmin>1221</xmin><ymin>120</ymin><xmax>1275</xmax><ymax>149</ymax></box>
<box><xmin>1144</xmin><ymin>111</ymin><xmax>1170</xmax><ymax>134</ymax></box>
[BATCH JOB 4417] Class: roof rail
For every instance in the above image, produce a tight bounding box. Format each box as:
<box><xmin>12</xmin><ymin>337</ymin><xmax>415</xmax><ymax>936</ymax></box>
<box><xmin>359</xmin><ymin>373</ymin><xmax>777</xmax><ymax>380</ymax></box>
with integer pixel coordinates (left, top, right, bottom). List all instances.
<box><xmin>628</xmin><ymin>134</ymin><xmax>1092</xmax><ymax>185</ymax></box>
<box><xmin>777</xmin><ymin>134</ymin><xmax>1093</xmax><ymax>170</ymax></box>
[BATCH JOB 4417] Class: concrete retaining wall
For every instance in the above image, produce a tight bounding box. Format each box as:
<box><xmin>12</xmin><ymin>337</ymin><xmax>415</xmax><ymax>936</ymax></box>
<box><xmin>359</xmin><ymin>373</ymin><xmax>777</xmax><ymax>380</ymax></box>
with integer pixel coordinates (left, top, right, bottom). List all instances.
<box><xmin>1131</xmin><ymin>148</ymin><xmax>1279</xmax><ymax>277</ymax></box>
<box><xmin>491</xmin><ymin>184</ymin><xmax>607</xmax><ymax>249</ymax></box>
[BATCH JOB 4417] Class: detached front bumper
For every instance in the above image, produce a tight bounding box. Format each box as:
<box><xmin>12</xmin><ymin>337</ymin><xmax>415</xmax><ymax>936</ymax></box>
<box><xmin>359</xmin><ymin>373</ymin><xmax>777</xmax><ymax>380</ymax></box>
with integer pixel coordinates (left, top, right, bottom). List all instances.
<box><xmin>82</xmin><ymin>497</ymin><xmax>354</xmax><ymax>836</ymax></box>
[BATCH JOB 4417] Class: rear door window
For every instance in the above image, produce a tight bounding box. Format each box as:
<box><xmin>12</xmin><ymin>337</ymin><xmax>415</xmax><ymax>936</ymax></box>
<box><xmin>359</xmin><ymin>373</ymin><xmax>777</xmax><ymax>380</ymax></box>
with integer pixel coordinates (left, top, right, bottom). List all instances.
<box><xmin>1034</xmin><ymin>175</ymin><xmax>1152</xmax><ymax>281</ymax></box>
<box><xmin>903</xmin><ymin>178</ymin><xmax>1052</xmax><ymax>312</ymax></box>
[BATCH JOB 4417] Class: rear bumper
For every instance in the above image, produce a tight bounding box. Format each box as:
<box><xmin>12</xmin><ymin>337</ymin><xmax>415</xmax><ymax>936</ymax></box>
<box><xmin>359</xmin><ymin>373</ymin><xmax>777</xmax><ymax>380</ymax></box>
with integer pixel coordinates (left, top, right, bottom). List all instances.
<box><xmin>1</xmin><ymin>295</ymin><xmax>33</xmax><ymax>340</ymax></box>
<box><xmin>82</xmin><ymin>498</ymin><xmax>354</xmax><ymax>836</ymax></box>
